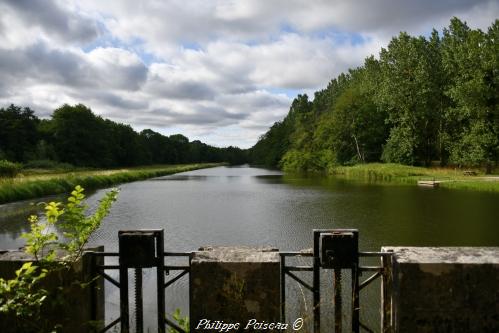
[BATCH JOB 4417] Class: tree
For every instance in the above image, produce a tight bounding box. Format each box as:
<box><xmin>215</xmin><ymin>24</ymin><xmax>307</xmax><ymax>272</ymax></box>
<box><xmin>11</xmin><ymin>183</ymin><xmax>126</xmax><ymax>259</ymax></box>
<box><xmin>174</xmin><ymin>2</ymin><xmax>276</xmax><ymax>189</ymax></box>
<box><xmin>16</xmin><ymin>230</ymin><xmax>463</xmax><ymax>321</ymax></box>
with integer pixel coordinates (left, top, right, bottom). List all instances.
<box><xmin>0</xmin><ymin>104</ymin><xmax>39</xmax><ymax>162</ymax></box>
<box><xmin>51</xmin><ymin>104</ymin><xmax>112</xmax><ymax>167</ymax></box>
<box><xmin>378</xmin><ymin>32</ymin><xmax>444</xmax><ymax>165</ymax></box>
<box><xmin>441</xmin><ymin>18</ymin><xmax>499</xmax><ymax>171</ymax></box>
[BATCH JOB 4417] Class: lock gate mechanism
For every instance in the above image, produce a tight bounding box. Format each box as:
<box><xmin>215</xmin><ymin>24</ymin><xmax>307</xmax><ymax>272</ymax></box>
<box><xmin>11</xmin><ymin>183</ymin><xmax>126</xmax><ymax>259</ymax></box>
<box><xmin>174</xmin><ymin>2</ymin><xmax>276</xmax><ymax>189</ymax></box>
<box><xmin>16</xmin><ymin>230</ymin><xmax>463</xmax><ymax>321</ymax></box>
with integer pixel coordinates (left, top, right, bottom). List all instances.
<box><xmin>118</xmin><ymin>229</ymin><xmax>165</xmax><ymax>333</ymax></box>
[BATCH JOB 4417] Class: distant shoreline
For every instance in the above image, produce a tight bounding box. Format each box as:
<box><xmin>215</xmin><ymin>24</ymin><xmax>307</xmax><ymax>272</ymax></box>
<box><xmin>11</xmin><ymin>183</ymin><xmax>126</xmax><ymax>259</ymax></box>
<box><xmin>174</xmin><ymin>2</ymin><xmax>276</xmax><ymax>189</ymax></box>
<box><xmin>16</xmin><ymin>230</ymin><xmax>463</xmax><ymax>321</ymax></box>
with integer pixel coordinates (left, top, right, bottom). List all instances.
<box><xmin>289</xmin><ymin>163</ymin><xmax>499</xmax><ymax>193</ymax></box>
<box><xmin>0</xmin><ymin>163</ymin><xmax>223</xmax><ymax>204</ymax></box>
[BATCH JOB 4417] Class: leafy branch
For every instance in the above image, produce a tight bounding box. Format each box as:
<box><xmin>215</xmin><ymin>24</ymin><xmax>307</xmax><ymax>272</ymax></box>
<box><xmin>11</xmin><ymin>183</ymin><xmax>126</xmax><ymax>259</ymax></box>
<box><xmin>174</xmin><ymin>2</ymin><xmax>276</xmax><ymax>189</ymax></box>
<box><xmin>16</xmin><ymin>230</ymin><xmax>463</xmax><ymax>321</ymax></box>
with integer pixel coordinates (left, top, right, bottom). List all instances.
<box><xmin>0</xmin><ymin>185</ymin><xmax>118</xmax><ymax>332</ymax></box>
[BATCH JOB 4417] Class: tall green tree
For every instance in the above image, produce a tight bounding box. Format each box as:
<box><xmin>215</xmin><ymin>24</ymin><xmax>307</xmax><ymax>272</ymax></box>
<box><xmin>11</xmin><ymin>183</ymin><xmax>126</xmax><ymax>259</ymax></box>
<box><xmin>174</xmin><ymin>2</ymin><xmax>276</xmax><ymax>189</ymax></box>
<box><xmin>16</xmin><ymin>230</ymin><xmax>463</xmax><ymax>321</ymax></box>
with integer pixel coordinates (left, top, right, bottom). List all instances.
<box><xmin>0</xmin><ymin>104</ymin><xmax>39</xmax><ymax>162</ymax></box>
<box><xmin>50</xmin><ymin>104</ymin><xmax>112</xmax><ymax>167</ymax></box>
<box><xmin>378</xmin><ymin>32</ymin><xmax>444</xmax><ymax>165</ymax></box>
<box><xmin>442</xmin><ymin>18</ymin><xmax>499</xmax><ymax>172</ymax></box>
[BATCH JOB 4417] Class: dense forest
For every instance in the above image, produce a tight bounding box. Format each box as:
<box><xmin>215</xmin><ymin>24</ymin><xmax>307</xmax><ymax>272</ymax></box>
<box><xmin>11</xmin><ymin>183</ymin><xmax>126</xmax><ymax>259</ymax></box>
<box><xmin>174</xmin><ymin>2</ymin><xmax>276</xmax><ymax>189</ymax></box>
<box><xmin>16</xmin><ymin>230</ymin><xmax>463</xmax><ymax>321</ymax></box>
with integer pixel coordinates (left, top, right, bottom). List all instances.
<box><xmin>0</xmin><ymin>103</ymin><xmax>247</xmax><ymax>168</ymax></box>
<box><xmin>250</xmin><ymin>18</ymin><xmax>498</xmax><ymax>173</ymax></box>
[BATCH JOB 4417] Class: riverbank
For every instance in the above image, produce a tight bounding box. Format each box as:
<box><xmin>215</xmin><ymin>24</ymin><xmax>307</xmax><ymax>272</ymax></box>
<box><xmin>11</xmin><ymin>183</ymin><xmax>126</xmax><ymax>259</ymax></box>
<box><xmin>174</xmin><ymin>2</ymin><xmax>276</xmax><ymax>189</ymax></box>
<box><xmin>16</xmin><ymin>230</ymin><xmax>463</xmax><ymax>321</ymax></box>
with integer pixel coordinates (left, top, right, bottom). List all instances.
<box><xmin>329</xmin><ymin>163</ymin><xmax>499</xmax><ymax>192</ymax></box>
<box><xmin>0</xmin><ymin>163</ymin><xmax>223</xmax><ymax>204</ymax></box>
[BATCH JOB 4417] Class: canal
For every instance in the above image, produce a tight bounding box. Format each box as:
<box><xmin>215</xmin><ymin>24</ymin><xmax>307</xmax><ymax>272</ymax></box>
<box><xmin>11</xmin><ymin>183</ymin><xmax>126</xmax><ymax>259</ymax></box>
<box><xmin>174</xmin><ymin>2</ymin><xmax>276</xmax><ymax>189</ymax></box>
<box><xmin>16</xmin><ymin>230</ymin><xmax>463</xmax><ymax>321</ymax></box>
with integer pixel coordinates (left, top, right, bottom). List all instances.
<box><xmin>1</xmin><ymin>165</ymin><xmax>498</xmax><ymax>331</ymax></box>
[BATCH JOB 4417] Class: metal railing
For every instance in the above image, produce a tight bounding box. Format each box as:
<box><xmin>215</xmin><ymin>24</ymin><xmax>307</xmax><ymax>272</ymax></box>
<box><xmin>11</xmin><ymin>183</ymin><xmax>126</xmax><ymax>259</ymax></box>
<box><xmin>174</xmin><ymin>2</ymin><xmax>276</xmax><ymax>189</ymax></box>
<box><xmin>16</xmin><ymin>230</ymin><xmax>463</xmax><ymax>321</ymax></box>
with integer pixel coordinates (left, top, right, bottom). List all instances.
<box><xmin>89</xmin><ymin>228</ymin><xmax>392</xmax><ymax>333</ymax></box>
<box><xmin>280</xmin><ymin>248</ymin><xmax>392</xmax><ymax>333</ymax></box>
<box><xmin>90</xmin><ymin>251</ymin><xmax>191</xmax><ymax>333</ymax></box>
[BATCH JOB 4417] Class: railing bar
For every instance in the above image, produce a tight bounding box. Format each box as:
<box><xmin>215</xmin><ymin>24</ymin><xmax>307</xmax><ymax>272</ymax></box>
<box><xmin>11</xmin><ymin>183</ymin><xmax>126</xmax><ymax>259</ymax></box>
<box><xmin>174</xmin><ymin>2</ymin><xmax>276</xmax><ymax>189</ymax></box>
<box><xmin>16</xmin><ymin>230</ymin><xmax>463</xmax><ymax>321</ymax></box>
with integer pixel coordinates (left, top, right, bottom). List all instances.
<box><xmin>359</xmin><ymin>321</ymin><xmax>375</xmax><ymax>333</ymax></box>
<box><xmin>164</xmin><ymin>270</ymin><xmax>189</xmax><ymax>289</ymax></box>
<box><xmin>359</xmin><ymin>271</ymin><xmax>381</xmax><ymax>291</ymax></box>
<box><xmin>165</xmin><ymin>317</ymin><xmax>187</xmax><ymax>333</ymax></box>
<box><xmin>164</xmin><ymin>252</ymin><xmax>192</xmax><ymax>257</ymax></box>
<box><xmin>164</xmin><ymin>265</ymin><xmax>190</xmax><ymax>270</ymax></box>
<box><xmin>285</xmin><ymin>266</ymin><xmax>314</xmax><ymax>272</ymax></box>
<box><xmin>98</xmin><ymin>265</ymin><xmax>190</xmax><ymax>270</ymax></box>
<box><xmin>97</xmin><ymin>265</ymin><xmax>120</xmax><ymax>270</ymax></box>
<box><xmin>285</xmin><ymin>271</ymin><xmax>314</xmax><ymax>291</ymax></box>
<box><xmin>90</xmin><ymin>252</ymin><xmax>119</xmax><ymax>256</ymax></box>
<box><xmin>359</xmin><ymin>252</ymin><xmax>393</xmax><ymax>257</ymax></box>
<box><xmin>359</xmin><ymin>266</ymin><xmax>384</xmax><ymax>271</ymax></box>
<box><xmin>97</xmin><ymin>271</ymin><xmax>120</xmax><ymax>288</ymax></box>
<box><xmin>279</xmin><ymin>252</ymin><xmax>313</xmax><ymax>257</ymax></box>
<box><xmin>98</xmin><ymin>317</ymin><xmax>120</xmax><ymax>333</ymax></box>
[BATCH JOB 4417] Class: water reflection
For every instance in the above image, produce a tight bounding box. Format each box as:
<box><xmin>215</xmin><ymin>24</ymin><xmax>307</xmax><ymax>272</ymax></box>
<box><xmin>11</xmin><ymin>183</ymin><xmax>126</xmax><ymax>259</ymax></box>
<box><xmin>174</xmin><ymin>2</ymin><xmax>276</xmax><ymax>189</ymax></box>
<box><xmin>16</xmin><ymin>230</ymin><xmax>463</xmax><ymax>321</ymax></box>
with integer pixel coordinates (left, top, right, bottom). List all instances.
<box><xmin>0</xmin><ymin>166</ymin><xmax>498</xmax><ymax>331</ymax></box>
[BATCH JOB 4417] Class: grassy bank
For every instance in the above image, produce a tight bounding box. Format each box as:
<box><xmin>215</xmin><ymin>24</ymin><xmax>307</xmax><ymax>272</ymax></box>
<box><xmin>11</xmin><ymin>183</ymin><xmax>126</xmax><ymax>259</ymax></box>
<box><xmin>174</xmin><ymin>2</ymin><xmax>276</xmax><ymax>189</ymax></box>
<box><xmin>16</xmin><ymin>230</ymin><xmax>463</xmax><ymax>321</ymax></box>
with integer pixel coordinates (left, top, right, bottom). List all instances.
<box><xmin>0</xmin><ymin>163</ymin><xmax>223</xmax><ymax>204</ymax></box>
<box><xmin>329</xmin><ymin>163</ymin><xmax>499</xmax><ymax>192</ymax></box>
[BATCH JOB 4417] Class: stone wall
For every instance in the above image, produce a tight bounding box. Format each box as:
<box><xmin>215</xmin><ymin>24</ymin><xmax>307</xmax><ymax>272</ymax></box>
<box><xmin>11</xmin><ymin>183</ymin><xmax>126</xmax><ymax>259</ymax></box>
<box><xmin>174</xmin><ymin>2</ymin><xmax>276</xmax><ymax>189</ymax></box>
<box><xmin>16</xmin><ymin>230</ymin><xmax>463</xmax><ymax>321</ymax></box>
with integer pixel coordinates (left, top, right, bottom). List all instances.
<box><xmin>0</xmin><ymin>247</ymin><xmax>104</xmax><ymax>333</ymax></box>
<box><xmin>382</xmin><ymin>247</ymin><xmax>499</xmax><ymax>332</ymax></box>
<box><xmin>190</xmin><ymin>246</ymin><xmax>281</xmax><ymax>332</ymax></box>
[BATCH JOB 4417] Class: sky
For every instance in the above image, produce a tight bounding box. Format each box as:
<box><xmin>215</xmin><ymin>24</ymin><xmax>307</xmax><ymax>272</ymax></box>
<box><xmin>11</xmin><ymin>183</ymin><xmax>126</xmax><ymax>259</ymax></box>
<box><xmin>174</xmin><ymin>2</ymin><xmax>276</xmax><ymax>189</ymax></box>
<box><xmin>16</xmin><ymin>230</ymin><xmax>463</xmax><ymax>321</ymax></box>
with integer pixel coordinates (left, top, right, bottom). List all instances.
<box><xmin>0</xmin><ymin>1</ymin><xmax>497</xmax><ymax>148</ymax></box>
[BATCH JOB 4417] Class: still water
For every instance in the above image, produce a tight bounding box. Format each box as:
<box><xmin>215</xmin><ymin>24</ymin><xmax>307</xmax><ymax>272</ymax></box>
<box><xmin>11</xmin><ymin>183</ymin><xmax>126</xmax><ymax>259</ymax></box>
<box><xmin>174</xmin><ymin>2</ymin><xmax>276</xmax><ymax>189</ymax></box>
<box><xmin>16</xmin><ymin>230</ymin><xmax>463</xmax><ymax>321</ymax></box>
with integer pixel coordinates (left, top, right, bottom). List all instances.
<box><xmin>1</xmin><ymin>165</ymin><xmax>498</xmax><ymax>331</ymax></box>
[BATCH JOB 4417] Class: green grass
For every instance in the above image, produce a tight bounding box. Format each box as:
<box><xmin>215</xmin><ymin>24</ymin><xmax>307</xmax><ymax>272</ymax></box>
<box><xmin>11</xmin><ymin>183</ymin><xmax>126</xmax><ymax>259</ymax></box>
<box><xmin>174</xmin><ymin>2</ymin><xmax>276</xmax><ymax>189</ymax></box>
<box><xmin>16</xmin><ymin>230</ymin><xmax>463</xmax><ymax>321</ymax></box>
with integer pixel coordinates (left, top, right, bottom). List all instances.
<box><xmin>328</xmin><ymin>163</ymin><xmax>499</xmax><ymax>192</ymax></box>
<box><xmin>0</xmin><ymin>163</ymin><xmax>223</xmax><ymax>204</ymax></box>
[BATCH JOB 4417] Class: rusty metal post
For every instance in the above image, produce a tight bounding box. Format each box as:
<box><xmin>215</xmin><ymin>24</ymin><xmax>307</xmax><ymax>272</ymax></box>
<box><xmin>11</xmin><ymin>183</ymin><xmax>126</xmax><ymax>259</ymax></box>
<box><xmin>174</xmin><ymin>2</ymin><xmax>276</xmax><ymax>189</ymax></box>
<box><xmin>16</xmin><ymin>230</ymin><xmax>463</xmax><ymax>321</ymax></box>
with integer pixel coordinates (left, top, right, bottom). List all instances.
<box><xmin>333</xmin><ymin>268</ymin><xmax>342</xmax><ymax>333</ymax></box>
<box><xmin>381</xmin><ymin>251</ymin><xmax>393</xmax><ymax>332</ymax></box>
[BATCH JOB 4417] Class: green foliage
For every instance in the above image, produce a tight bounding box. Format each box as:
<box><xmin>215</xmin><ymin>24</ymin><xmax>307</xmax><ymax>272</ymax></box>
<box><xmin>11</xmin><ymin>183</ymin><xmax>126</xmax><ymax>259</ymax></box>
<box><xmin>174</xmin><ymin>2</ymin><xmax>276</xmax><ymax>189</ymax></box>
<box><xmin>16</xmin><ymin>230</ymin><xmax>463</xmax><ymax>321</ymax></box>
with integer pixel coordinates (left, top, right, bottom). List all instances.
<box><xmin>0</xmin><ymin>104</ymin><xmax>39</xmax><ymax>162</ymax></box>
<box><xmin>23</xmin><ymin>159</ymin><xmax>74</xmax><ymax>171</ymax></box>
<box><xmin>60</xmin><ymin>185</ymin><xmax>119</xmax><ymax>259</ymax></box>
<box><xmin>381</xmin><ymin>126</ymin><xmax>417</xmax><ymax>165</ymax></box>
<box><xmin>0</xmin><ymin>159</ymin><xmax>22</xmax><ymax>177</ymax></box>
<box><xmin>168</xmin><ymin>308</ymin><xmax>190</xmax><ymax>333</ymax></box>
<box><xmin>0</xmin><ymin>263</ymin><xmax>48</xmax><ymax>325</ymax></box>
<box><xmin>0</xmin><ymin>103</ymin><xmax>247</xmax><ymax>169</ymax></box>
<box><xmin>330</xmin><ymin>163</ymin><xmax>499</xmax><ymax>192</ymax></box>
<box><xmin>0</xmin><ymin>185</ymin><xmax>118</xmax><ymax>332</ymax></box>
<box><xmin>0</xmin><ymin>163</ymin><xmax>219</xmax><ymax>204</ymax></box>
<box><xmin>448</xmin><ymin>121</ymin><xmax>498</xmax><ymax>167</ymax></box>
<box><xmin>281</xmin><ymin>150</ymin><xmax>335</xmax><ymax>173</ymax></box>
<box><xmin>250</xmin><ymin>17</ymin><xmax>498</xmax><ymax>173</ymax></box>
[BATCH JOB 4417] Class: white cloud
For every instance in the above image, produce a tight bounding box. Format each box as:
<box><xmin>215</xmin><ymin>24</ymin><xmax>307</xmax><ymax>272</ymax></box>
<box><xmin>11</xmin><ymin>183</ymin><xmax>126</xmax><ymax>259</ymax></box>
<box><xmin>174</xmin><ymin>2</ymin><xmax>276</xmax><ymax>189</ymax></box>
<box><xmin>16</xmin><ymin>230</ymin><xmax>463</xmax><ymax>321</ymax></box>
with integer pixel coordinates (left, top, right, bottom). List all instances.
<box><xmin>0</xmin><ymin>0</ymin><xmax>497</xmax><ymax>148</ymax></box>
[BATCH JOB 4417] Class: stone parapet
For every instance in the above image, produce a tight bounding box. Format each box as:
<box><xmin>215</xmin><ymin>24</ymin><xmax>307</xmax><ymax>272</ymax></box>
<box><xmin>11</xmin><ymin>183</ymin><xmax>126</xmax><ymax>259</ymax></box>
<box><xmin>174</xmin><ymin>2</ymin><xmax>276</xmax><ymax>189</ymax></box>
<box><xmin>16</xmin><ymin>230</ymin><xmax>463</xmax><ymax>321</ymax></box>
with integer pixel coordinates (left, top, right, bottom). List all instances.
<box><xmin>0</xmin><ymin>247</ymin><xmax>104</xmax><ymax>333</ymax></box>
<box><xmin>382</xmin><ymin>247</ymin><xmax>499</xmax><ymax>332</ymax></box>
<box><xmin>190</xmin><ymin>246</ymin><xmax>281</xmax><ymax>332</ymax></box>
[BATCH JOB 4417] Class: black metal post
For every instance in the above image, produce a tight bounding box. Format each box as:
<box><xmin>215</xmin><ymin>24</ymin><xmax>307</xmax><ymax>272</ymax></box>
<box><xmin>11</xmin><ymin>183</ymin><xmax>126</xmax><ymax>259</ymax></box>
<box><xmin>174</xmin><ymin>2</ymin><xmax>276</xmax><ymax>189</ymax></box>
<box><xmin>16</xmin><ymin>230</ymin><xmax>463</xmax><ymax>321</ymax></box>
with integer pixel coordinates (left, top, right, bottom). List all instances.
<box><xmin>280</xmin><ymin>254</ymin><xmax>286</xmax><ymax>323</ymax></box>
<box><xmin>119</xmin><ymin>266</ymin><xmax>129</xmax><ymax>333</ymax></box>
<box><xmin>333</xmin><ymin>268</ymin><xmax>342</xmax><ymax>333</ymax></box>
<box><xmin>351</xmin><ymin>263</ymin><xmax>360</xmax><ymax>333</ymax></box>
<box><xmin>157</xmin><ymin>230</ymin><xmax>166</xmax><ymax>333</ymax></box>
<box><xmin>313</xmin><ymin>231</ymin><xmax>321</xmax><ymax>333</ymax></box>
<box><xmin>89</xmin><ymin>252</ymin><xmax>98</xmax><ymax>323</ymax></box>
<box><xmin>135</xmin><ymin>268</ymin><xmax>143</xmax><ymax>333</ymax></box>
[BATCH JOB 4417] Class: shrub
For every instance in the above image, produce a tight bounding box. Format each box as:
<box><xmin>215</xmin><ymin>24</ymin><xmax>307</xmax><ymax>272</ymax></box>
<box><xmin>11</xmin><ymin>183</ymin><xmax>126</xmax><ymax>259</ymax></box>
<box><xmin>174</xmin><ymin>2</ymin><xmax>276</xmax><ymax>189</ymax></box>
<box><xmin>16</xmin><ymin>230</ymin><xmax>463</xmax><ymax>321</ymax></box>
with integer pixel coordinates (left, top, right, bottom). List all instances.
<box><xmin>23</xmin><ymin>159</ymin><xmax>74</xmax><ymax>170</ymax></box>
<box><xmin>0</xmin><ymin>185</ymin><xmax>119</xmax><ymax>332</ymax></box>
<box><xmin>0</xmin><ymin>160</ymin><xmax>22</xmax><ymax>177</ymax></box>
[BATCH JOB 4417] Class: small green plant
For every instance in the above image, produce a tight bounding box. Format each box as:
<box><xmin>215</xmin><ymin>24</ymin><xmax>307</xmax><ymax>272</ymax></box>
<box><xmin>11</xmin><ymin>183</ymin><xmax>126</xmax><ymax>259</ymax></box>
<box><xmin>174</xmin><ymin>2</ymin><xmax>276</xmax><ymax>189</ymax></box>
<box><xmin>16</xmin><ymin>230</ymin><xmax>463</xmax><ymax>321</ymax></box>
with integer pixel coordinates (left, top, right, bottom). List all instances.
<box><xmin>0</xmin><ymin>262</ymin><xmax>48</xmax><ymax>319</ymax></box>
<box><xmin>0</xmin><ymin>185</ymin><xmax>118</xmax><ymax>332</ymax></box>
<box><xmin>168</xmin><ymin>308</ymin><xmax>190</xmax><ymax>333</ymax></box>
<box><xmin>222</xmin><ymin>272</ymin><xmax>246</xmax><ymax>302</ymax></box>
<box><xmin>0</xmin><ymin>159</ymin><xmax>22</xmax><ymax>177</ymax></box>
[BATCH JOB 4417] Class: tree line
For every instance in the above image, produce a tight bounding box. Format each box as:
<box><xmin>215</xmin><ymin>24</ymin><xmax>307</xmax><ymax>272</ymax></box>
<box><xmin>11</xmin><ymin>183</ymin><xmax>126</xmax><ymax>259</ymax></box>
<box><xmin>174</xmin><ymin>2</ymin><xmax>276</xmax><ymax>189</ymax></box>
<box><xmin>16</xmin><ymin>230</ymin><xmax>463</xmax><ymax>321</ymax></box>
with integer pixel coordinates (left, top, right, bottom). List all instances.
<box><xmin>0</xmin><ymin>103</ymin><xmax>247</xmax><ymax>168</ymax></box>
<box><xmin>250</xmin><ymin>18</ymin><xmax>498</xmax><ymax>173</ymax></box>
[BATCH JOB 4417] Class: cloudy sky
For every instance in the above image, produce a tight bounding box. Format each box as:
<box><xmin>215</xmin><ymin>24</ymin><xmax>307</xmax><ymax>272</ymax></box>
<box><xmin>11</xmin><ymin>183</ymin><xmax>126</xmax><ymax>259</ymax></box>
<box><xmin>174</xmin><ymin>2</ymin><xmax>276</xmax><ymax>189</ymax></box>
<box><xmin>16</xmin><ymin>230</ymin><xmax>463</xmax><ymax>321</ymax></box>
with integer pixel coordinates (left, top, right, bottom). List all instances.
<box><xmin>0</xmin><ymin>1</ymin><xmax>497</xmax><ymax>148</ymax></box>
